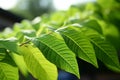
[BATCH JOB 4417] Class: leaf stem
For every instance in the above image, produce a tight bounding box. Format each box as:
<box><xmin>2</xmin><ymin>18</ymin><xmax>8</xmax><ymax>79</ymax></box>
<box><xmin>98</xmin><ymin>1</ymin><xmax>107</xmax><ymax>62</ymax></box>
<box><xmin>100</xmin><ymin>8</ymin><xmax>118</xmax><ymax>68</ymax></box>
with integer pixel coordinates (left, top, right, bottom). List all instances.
<box><xmin>19</xmin><ymin>40</ymin><xmax>31</xmax><ymax>46</ymax></box>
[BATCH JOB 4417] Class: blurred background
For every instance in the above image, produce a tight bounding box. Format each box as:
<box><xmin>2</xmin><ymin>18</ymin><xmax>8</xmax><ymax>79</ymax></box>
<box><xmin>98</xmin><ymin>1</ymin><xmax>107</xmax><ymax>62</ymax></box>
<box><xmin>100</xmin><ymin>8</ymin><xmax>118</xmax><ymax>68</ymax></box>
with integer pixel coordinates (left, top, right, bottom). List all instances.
<box><xmin>0</xmin><ymin>0</ymin><xmax>96</xmax><ymax>20</ymax></box>
<box><xmin>0</xmin><ymin>0</ymin><xmax>120</xmax><ymax>80</ymax></box>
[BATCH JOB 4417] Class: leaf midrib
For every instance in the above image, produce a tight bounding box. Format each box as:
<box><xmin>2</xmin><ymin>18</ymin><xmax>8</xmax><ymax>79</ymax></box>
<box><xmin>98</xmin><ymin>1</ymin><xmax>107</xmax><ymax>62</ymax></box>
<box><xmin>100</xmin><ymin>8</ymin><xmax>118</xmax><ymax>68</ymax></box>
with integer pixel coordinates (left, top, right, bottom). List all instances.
<box><xmin>23</xmin><ymin>48</ymin><xmax>49</xmax><ymax>79</ymax></box>
<box><xmin>38</xmin><ymin>39</ymin><xmax>78</xmax><ymax>76</ymax></box>
<box><xmin>89</xmin><ymin>37</ymin><xmax>118</xmax><ymax>66</ymax></box>
<box><xmin>61</xmin><ymin>33</ymin><xmax>97</xmax><ymax>66</ymax></box>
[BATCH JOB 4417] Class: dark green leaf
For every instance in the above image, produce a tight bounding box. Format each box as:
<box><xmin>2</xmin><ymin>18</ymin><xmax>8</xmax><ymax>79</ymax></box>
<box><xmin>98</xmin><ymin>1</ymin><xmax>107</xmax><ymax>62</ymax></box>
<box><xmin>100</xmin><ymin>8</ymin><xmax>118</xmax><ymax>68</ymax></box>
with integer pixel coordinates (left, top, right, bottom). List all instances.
<box><xmin>82</xmin><ymin>28</ymin><xmax>120</xmax><ymax>72</ymax></box>
<box><xmin>0</xmin><ymin>48</ymin><xmax>6</xmax><ymax>61</ymax></box>
<box><xmin>58</xmin><ymin>27</ymin><xmax>98</xmax><ymax>68</ymax></box>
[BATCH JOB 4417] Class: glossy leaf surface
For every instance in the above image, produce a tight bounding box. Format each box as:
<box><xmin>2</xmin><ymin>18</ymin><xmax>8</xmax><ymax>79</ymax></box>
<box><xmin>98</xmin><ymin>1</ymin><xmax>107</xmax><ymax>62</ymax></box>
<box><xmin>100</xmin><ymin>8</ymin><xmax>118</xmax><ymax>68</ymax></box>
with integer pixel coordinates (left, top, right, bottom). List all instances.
<box><xmin>32</xmin><ymin>34</ymin><xmax>80</xmax><ymax>78</ymax></box>
<box><xmin>58</xmin><ymin>27</ymin><xmax>98</xmax><ymax>68</ymax></box>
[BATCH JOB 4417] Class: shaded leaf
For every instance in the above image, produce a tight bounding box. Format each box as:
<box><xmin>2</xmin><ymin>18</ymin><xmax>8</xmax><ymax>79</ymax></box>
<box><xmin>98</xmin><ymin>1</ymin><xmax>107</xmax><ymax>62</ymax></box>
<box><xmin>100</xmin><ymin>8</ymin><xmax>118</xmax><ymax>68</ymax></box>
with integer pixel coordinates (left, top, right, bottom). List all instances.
<box><xmin>82</xmin><ymin>28</ymin><xmax>120</xmax><ymax>72</ymax></box>
<box><xmin>0</xmin><ymin>48</ymin><xmax>6</xmax><ymax>61</ymax></box>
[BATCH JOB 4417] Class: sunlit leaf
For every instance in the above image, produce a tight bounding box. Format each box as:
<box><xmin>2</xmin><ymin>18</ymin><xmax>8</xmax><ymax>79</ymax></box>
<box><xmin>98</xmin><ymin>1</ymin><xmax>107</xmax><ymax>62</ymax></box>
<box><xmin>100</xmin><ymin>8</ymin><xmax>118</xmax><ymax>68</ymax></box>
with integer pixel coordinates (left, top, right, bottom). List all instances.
<box><xmin>0</xmin><ymin>53</ymin><xmax>19</xmax><ymax>80</ymax></box>
<box><xmin>10</xmin><ymin>53</ymin><xmax>28</xmax><ymax>76</ymax></box>
<box><xmin>19</xmin><ymin>44</ymin><xmax>58</xmax><ymax>80</ymax></box>
<box><xmin>32</xmin><ymin>34</ymin><xmax>80</xmax><ymax>78</ymax></box>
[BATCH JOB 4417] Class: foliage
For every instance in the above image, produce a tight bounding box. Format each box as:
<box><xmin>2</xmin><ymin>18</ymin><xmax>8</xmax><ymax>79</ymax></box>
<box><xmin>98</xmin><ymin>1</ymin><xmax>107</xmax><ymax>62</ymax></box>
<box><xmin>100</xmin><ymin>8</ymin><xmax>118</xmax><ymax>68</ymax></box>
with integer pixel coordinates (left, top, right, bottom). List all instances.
<box><xmin>0</xmin><ymin>0</ymin><xmax>120</xmax><ymax>80</ymax></box>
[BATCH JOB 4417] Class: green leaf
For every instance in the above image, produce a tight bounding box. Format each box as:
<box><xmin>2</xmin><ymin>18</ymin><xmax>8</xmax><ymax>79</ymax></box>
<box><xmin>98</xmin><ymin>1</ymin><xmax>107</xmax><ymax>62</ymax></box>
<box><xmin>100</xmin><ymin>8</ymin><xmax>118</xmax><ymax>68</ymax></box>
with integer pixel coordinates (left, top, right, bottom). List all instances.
<box><xmin>81</xmin><ymin>19</ymin><xmax>103</xmax><ymax>34</ymax></box>
<box><xmin>10</xmin><ymin>53</ymin><xmax>28</xmax><ymax>76</ymax></box>
<box><xmin>58</xmin><ymin>27</ymin><xmax>98</xmax><ymax>68</ymax></box>
<box><xmin>16</xmin><ymin>30</ymin><xmax>36</xmax><ymax>43</ymax></box>
<box><xmin>0</xmin><ymin>28</ymin><xmax>13</xmax><ymax>38</ymax></box>
<box><xmin>67</xmin><ymin>7</ymin><xmax>80</xmax><ymax>17</ymax></box>
<box><xmin>98</xmin><ymin>0</ymin><xmax>116</xmax><ymax>8</ymax></box>
<box><xmin>0</xmin><ymin>53</ymin><xmax>19</xmax><ymax>80</ymax></box>
<box><xmin>19</xmin><ymin>44</ymin><xmax>58</xmax><ymax>80</ymax></box>
<box><xmin>0</xmin><ymin>38</ymin><xmax>18</xmax><ymax>53</ymax></box>
<box><xmin>82</xmin><ymin>28</ymin><xmax>120</xmax><ymax>72</ymax></box>
<box><xmin>20</xmin><ymin>30</ymin><xmax>36</xmax><ymax>37</ymax></box>
<box><xmin>0</xmin><ymin>48</ymin><xmax>6</xmax><ymax>61</ymax></box>
<box><xmin>32</xmin><ymin>34</ymin><xmax>80</xmax><ymax>78</ymax></box>
<box><xmin>50</xmin><ymin>11</ymin><xmax>67</xmax><ymax>26</ymax></box>
<box><xmin>21</xmin><ymin>20</ymin><xmax>33</xmax><ymax>29</ymax></box>
<box><xmin>32</xmin><ymin>17</ymin><xmax>41</xmax><ymax>31</ymax></box>
<box><xmin>102</xmin><ymin>24</ymin><xmax>120</xmax><ymax>50</ymax></box>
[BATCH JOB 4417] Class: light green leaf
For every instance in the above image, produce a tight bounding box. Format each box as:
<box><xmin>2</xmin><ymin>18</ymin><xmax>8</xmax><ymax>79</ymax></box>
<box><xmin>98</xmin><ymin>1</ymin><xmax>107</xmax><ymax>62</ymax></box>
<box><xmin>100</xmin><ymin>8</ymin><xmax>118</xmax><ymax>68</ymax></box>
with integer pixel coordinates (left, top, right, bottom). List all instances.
<box><xmin>82</xmin><ymin>28</ymin><xmax>120</xmax><ymax>72</ymax></box>
<box><xmin>0</xmin><ymin>53</ymin><xmax>19</xmax><ymax>80</ymax></box>
<box><xmin>0</xmin><ymin>38</ymin><xmax>18</xmax><ymax>53</ymax></box>
<box><xmin>32</xmin><ymin>34</ymin><xmax>80</xmax><ymax>78</ymax></box>
<box><xmin>10</xmin><ymin>53</ymin><xmax>28</xmax><ymax>76</ymax></box>
<box><xmin>58</xmin><ymin>27</ymin><xmax>98</xmax><ymax>68</ymax></box>
<box><xmin>19</xmin><ymin>44</ymin><xmax>58</xmax><ymax>80</ymax></box>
